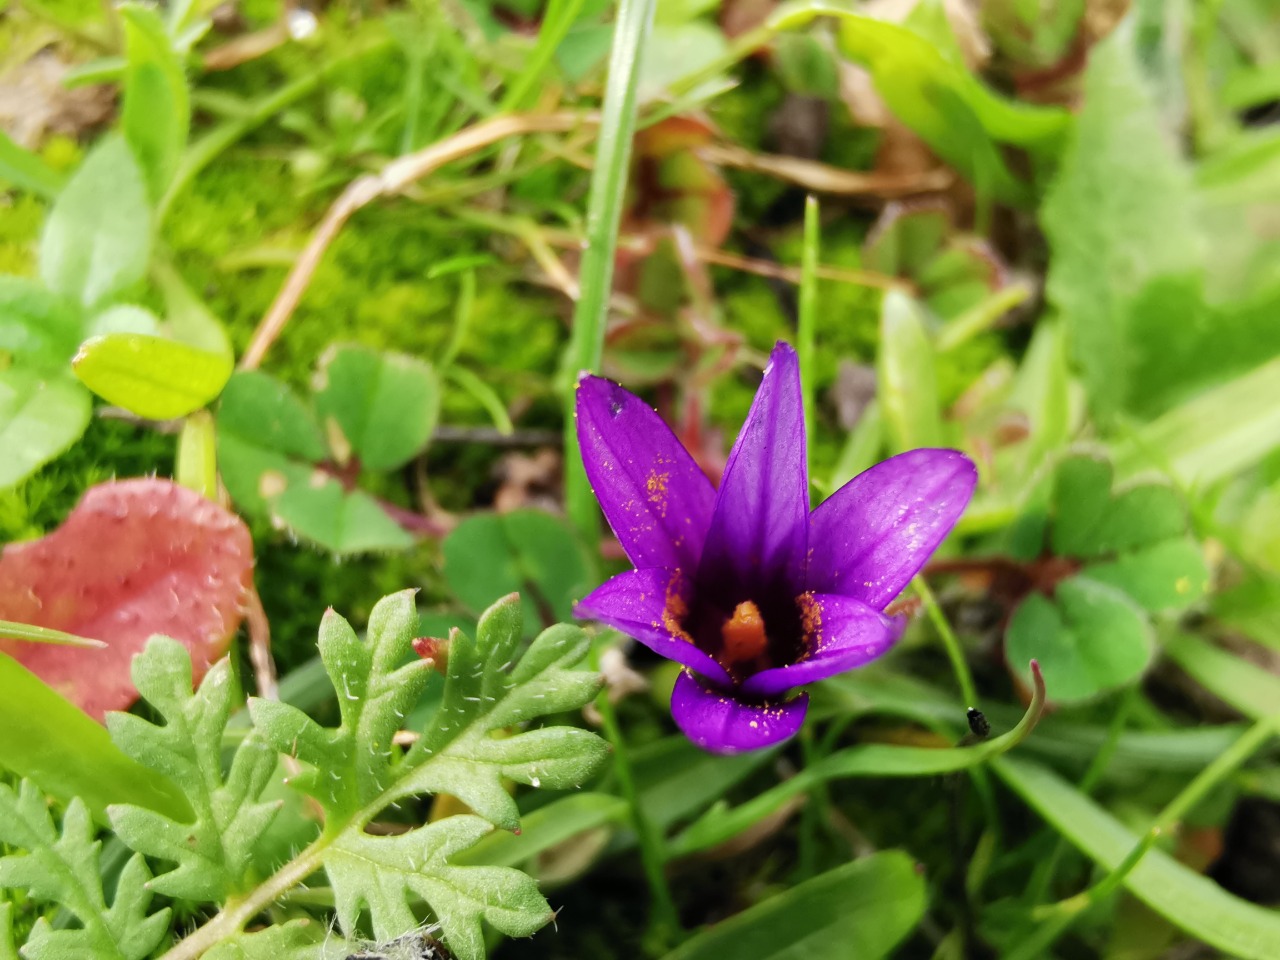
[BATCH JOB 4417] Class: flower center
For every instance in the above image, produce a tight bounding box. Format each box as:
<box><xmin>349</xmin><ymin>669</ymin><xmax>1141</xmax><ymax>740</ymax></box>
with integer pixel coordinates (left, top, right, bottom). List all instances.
<box><xmin>719</xmin><ymin>600</ymin><xmax>769</xmax><ymax>667</ymax></box>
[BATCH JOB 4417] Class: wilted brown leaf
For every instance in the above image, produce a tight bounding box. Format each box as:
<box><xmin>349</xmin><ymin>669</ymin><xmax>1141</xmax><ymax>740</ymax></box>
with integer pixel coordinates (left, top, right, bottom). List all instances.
<box><xmin>0</xmin><ymin>479</ymin><xmax>254</xmax><ymax>720</ymax></box>
<box><xmin>0</xmin><ymin>48</ymin><xmax>114</xmax><ymax>149</ymax></box>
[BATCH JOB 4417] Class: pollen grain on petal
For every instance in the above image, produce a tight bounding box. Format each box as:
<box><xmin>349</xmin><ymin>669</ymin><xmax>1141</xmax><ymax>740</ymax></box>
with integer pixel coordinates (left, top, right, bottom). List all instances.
<box><xmin>795</xmin><ymin>591</ymin><xmax>822</xmax><ymax>662</ymax></box>
<box><xmin>662</xmin><ymin>573</ymin><xmax>696</xmax><ymax>645</ymax></box>
<box><xmin>645</xmin><ymin>468</ymin><xmax>671</xmax><ymax>518</ymax></box>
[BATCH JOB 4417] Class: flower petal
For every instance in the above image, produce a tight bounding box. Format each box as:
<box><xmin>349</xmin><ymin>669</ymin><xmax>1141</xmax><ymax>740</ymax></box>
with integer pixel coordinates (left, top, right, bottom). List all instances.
<box><xmin>807</xmin><ymin>448</ymin><xmax>976</xmax><ymax>608</ymax></box>
<box><xmin>697</xmin><ymin>342</ymin><xmax>809</xmax><ymax>602</ymax></box>
<box><xmin>576</xmin><ymin>375</ymin><xmax>717</xmax><ymax>571</ymax></box>
<box><xmin>740</xmin><ymin>593</ymin><xmax>903</xmax><ymax>698</ymax></box>
<box><xmin>670</xmin><ymin>669</ymin><xmax>808</xmax><ymax>754</ymax></box>
<box><xmin>575</xmin><ymin>568</ymin><xmax>732</xmax><ymax>686</ymax></box>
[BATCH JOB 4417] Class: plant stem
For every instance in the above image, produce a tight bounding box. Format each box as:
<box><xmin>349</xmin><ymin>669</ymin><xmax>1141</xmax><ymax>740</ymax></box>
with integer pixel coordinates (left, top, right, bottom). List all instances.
<box><xmin>798</xmin><ymin>194</ymin><xmax>819</xmax><ymax>485</ymax></box>
<box><xmin>1007</xmin><ymin>713</ymin><xmax>1280</xmax><ymax>960</ymax></box>
<box><xmin>913</xmin><ymin>575</ymin><xmax>978</xmax><ymax>708</ymax></box>
<box><xmin>592</xmin><ymin>664</ymin><xmax>681</xmax><ymax>948</ymax></box>
<box><xmin>562</xmin><ymin>0</ymin><xmax>658</xmax><ymax>542</ymax></box>
<box><xmin>501</xmin><ymin>0</ymin><xmax>589</xmax><ymax>113</ymax></box>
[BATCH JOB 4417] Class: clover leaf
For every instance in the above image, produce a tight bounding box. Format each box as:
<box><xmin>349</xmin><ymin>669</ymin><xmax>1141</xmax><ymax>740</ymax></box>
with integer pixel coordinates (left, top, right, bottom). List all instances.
<box><xmin>1006</xmin><ymin>453</ymin><xmax>1209</xmax><ymax>702</ymax></box>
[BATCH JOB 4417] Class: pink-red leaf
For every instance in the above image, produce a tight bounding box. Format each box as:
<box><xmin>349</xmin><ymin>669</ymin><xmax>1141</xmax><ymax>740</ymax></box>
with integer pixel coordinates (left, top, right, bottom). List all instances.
<box><xmin>0</xmin><ymin>478</ymin><xmax>253</xmax><ymax>720</ymax></box>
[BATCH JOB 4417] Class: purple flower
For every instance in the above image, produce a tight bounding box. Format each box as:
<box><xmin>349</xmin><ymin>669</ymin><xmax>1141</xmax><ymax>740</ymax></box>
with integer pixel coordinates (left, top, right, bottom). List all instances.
<box><xmin>574</xmin><ymin>342</ymin><xmax>976</xmax><ymax>754</ymax></box>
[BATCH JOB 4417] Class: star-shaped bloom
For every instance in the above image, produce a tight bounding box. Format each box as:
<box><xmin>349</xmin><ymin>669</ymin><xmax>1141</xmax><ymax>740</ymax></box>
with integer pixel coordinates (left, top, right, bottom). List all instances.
<box><xmin>574</xmin><ymin>341</ymin><xmax>976</xmax><ymax>754</ymax></box>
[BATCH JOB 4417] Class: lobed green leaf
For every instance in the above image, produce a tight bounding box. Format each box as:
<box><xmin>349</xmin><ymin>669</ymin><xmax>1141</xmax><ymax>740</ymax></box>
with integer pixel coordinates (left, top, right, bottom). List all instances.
<box><xmin>0</xmin><ymin>783</ymin><xmax>170</xmax><ymax>960</ymax></box>
<box><xmin>105</xmin><ymin>638</ymin><xmax>281</xmax><ymax>901</ymax></box>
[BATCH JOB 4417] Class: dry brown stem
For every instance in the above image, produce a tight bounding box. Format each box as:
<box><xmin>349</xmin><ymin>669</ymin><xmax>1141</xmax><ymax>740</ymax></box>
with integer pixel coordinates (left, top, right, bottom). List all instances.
<box><xmin>240</xmin><ymin>110</ymin><xmax>595</xmax><ymax>370</ymax></box>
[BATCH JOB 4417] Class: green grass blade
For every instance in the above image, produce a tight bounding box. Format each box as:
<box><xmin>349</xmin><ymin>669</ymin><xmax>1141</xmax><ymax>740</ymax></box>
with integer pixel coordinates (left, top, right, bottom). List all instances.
<box><xmin>563</xmin><ymin>0</ymin><xmax>658</xmax><ymax>542</ymax></box>
<box><xmin>0</xmin><ymin>653</ymin><xmax>191</xmax><ymax>823</ymax></box>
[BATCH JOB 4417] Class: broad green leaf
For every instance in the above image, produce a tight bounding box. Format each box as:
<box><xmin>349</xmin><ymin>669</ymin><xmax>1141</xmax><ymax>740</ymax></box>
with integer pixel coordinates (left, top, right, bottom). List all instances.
<box><xmin>272</xmin><ymin>479</ymin><xmax>415</xmax><ymax>554</ymax></box>
<box><xmin>0</xmin><ymin>370</ymin><xmax>92</xmax><ymax>491</ymax></box>
<box><xmin>154</xmin><ymin>260</ymin><xmax>233</xmax><ymax>357</ymax></box>
<box><xmin>0</xmin><ymin>653</ymin><xmax>189</xmax><ymax>822</ymax></box>
<box><xmin>1083</xmin><ymin>538</ymin><xmax>1208</xmax><ymax>612</ymax></box>
<box><xmin>1051</xmin><ymin>455</ymin><xmax>1189</xmax><ymax>560</ymax></box>
<box><xmin>640</xmin><ymin>23</ymin><xmax>728</xmax><ymax>101</ymax></box>
<box><xmin>443</xmin><ymin>510</ymin><xmax>597</xmax><ymax>635</ymax></box>
<box><xmin>121</xmin><ymin>4</ymin><xmax>190</xmax><ymax>200</ymax></box>
<box><xmin>1163</xmin><ymin>632</ymin><xmax>1280</xmax><ymax>721</ymax></box>
<box><xmin>86</xmin><ymin>304</ymin><xmax>160</xmax><ymax>337</ymax></box>
<box><xmin>877</xmin><ymin>291</ymin><xmax>941</xmax><ymax>452</ymax></box>
<box><xmin>1123</xmin><ymin>275</ymin><xmax>1280</xmax><ymax>418</ymax></box>
<box><xmin>1041</xmin><ymin>19</ymin><xmax>1201</xmax><ymax>420</ymax></box>
<box><xmin>39</xmin><ymin>136</ymin><xmax>152</xmax><ymax>309</ymax></box>
<box><xmin>1005</xmin><ymin>576</ymin><xmax>1153</xmax><ymax>703</ymax></box>
<box><xmin>0</xmin><ymin>276</ymin><xmax>83</xmax><ymax>368</ymax></box>
<box><xmin>217</xmin><ymin>370</ymin><xmax>327</xmax><ymax>512</ymax></box>
<box><xmin>1048</xmin><ymin>455</ymin><xmax>1111</xmax><ymax>557</ymax></box>
<box><xmin>218</xmin><ymin>371</ymin><xmax>412</xmax><ymax>550</ymax></box>
<box><xmin>1213</xmin><ymin>573</ymin><xmax>1280</xmax><ymax>652</ymax></box>
<box><xmin>0</xmin><ymin>130</ymin><xmax>65</xmax><ymax>198</ymax></box>
<box><xmin>774</xmin><ymin>32</ymin><xmax>839</xmax><ymax>98</ymax></box>
<box><xmin>73</xmin><ymin>333</ymin><xmax>233</xmax><ymax>419</ymax></box>
<box><xmin>672</xmin><ymin>664</ymin><xmax>1044</xmax><ymax>856</ymax></box>
<box><xmin>1111</xmin><ymin>355</ymin><xmax>1280</xmax><ymax>486</ymax></box>
<box><xmin>995</xmin><ymin>755</ymin><xmax>1280</xmax><ymax>960</ymax></box>
<box><xmin>1197</xmin><ymin>126</ymin><xmax>1280</xmax><ymax>208</ymax></box>
<box><xmin>313</xmin><ymin>344</ymin><xmax>440</xmax><ymax>471</ymax></box>
<box><xmin>830</xmin><ymin>2</ymin><xmax>1068</xmax><ymax>204</ymax></box>
<box><xmin>0</xmin><ymin>784</ymin><xmax>171</xmax><ymax>960</ymax></box>
<box><xmin>662</xmin><ymin>851</ymin><xmax>926</xmax><ymax>960</ymax></box>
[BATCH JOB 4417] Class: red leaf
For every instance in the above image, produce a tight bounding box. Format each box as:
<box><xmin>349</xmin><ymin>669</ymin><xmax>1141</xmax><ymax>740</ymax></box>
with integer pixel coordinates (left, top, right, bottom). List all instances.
<box><xmin>0</xmin><ymin>479</ymin><xmax>254</xmax><ymax>721</ymax></box>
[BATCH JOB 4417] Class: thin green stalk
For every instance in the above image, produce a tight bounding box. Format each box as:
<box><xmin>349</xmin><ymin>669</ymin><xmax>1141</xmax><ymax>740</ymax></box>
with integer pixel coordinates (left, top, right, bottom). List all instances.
<box><xmin>1007</xmin><ymin>713</ymin><xmax>1280</xmax><ymax>960</ymax></box>
<box><xmin>1024</xmin><ymin>685</ymin><xmax>1137</xmax><ymax>905</ymax></box>
<box><xmin>563</xmin><ymin>0</ymin><xmax>658</xmax><ymax>542</ymax></box>
<box><xmin>914</xmin><ymin>576</ymin><xmax>978</xmax><ymax>708</ymax></box>
<box><xmin>175</xmin><ymin>411</ymin><xmax>219</xmax><ymax>500</ymax></box>
<box><xmin>592</xmin><ymin>657</ymin><xmax>681</xmax><ymax>948</ymax></box>
<box><xmin>798</xmin><ymin>195</ymin><xmax>819</xmax><ymax>481</ymax></box>
<box><xmin>502</xmin><ymin>0</ymin><xmax>589</xmax><ymax>113</ymax></box>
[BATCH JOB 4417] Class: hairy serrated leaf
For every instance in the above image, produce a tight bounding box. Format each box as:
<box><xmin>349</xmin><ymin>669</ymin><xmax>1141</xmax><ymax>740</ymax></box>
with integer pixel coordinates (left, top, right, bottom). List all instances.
<box><xmin>393</xmin><ymin>598</ymin><xmax>606</xmax><ymax>831</ymax></box>
<box><xmin>0</xmin><ymin>784</ymin><xmax>170</xmax><ymax>960</ymax></box>
<box><xmin>326</xmin><ymin>816</ymin><xmax>551</xmax><ymax>960</ymax></box>
<box><xmin>239</xmin><ymin>592</ymin><xmax>604</xmax><ymax>960</ymax></box>
<box><xmin>104</xmin><ymin>638</ymin><xmax>281</xmax><ymax>901</ymax></box>
<box><xmin>250</xmin><ymin>590</ymin><xmax>432</xmax><ymax>818</ymax></box>
<box><xmin>201</xmin><ymin>920</ymin><xmax>329</xmax><ymax>960</ymax></box>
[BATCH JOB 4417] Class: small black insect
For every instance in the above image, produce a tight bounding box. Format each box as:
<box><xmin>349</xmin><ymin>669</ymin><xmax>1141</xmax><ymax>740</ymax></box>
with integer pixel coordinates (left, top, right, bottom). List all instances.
<box><xmin>343</xmin><ymin>932</ymin><xmax>454</xmax><ymax>960</ymax></box>
<box><xmin>966</xmin><ymin>707</ymin><xmax>991</xmax><ymax>739</ymax></box>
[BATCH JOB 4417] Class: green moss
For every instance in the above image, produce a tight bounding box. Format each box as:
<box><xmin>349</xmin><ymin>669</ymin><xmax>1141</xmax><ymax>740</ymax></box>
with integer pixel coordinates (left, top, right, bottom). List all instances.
<box><xmin>0</xmin><ymin>193</ymin><xmax>44</xmax><ymax>276</ymax></box>
<box><xmin>0</xmin><ymin>415</ymin><xmax>175</xmax><ymax>543</ymax></box>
